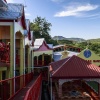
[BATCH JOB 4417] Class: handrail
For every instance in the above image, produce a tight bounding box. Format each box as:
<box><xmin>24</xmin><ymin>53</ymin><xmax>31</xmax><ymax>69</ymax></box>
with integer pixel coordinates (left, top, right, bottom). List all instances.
<box><xmin>34</xmin><ymin>60</ymin><xmax>51</xmax><ymax>66</ymax></box>
<box><xmin>24</xmin><ymin>73</ymin><xmax>42</xmax><ymax>100</ymax></box>
<box><xmin>0</xmin><ymin>72</ymin><xmax>33</xmax><ymax>100</ymax></box>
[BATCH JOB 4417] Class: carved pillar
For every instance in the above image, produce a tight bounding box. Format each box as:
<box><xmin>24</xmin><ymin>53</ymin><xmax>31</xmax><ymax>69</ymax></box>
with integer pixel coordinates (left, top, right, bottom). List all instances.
<box><xmin>59</xmin><ymin>84</ymin><xmax>62</xmax><ymax>97</ymax></box>
<box><xmin>42</xmin><ymin>54</ymin><xmax>44</xmax><ymax>65</ymax></box>
<box><xmin>98</xmin><ymin>83</ymin><xmax>100</xmax><ymax>97</ymax></box>
<box><xmin>37</xmin><ymin>56</ymin><xmax>38</xmax><ymax>66</ymax></box>
<box><xmin>20</xmin><ymin>38</ymin><xmax>24</xmax><ymax>75</ymax></box>
<box><xmin>28</xmin><ymin>47</ymin><xmax>31</xmax><ymax>73</ymax></box>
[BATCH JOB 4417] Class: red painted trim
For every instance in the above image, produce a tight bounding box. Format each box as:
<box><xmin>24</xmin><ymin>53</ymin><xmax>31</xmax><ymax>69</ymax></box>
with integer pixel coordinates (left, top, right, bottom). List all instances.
<box><xmin>4</xmin><ymin>0</ymin><xmax>7</xmax><ymax>3</ymax></box>
<box><xmin>28</xmin><ymin>26</ymin><xmax>31</xmax><ymax>40</ymax></box>
<box><xmin>20</xmin><ymin>8</ymin><xmax>26</xmax><ymax>30</ymax></box>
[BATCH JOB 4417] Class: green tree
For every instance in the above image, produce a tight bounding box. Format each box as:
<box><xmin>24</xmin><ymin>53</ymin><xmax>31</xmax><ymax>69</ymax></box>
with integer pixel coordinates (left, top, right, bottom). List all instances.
<box><xmin>30</xmin><ymin>16</ymin><xmax>52</xmax><ymax>38</ymax></box>
<box><xmin>30</xmin><ymin>16</ymin><xmax>58</xmax><ymax>45</ymax></box>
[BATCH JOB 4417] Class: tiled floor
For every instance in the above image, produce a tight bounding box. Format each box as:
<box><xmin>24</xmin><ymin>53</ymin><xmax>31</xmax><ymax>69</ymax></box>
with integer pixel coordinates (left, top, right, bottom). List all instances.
<box><xmin>13</xmin><ymin>76</ymin><xmax>38</xmax><ymax>100</ymax></box>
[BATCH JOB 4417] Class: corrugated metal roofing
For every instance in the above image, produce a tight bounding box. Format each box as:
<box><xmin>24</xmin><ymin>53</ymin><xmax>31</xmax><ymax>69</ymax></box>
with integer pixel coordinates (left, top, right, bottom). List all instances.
<box><xmin>50</xmin><ymin>55</ymin><xmax>100</xmax><ymax>79</ymax></box>
<box><xmin>0</xmin><ymin>0</ymin><xmax>7</xmax><ymax>7</ymax></box>
<box><xmin>0</xmin><ymin>3</ymin><xmax>23</xmax><ymax>19</ymax></box>
<box><xmin>34</xmin><ymin>38</ymin><xmax>44</xmax><ymax>46</ymax></box>
<box><xmin>53</xmin><ymin>45</ymin><xmax>64</xmax><ymax>49</ymax></box>
<box><xmin>33</xmin><ymin>38</ymin><xmax>45</xmax><ymax>50</ymax></box>
<box><xmin>47</xmin><ymin>44</ymin><xmax>53</xmax><ymax>49</ymax></box>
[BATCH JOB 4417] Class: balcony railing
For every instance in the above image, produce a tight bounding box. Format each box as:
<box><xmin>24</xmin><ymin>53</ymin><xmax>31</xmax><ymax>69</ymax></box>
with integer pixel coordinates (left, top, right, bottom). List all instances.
<box><xmin>24</xmin><ymin>73</ymin><xmax>42</xmax><ymax>100</ymax></box>
<box><xmin>0</xmin><ymin>72</ymin><xmax>33</xmax><ymax>100</ymax></box>
<box><xmin>34</xmin><ymin>60</ymin><xmax>51</xmax><ymax>67</ymax></box>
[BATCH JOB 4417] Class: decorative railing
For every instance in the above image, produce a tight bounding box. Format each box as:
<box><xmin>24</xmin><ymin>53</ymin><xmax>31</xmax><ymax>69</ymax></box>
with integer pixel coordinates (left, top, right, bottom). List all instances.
<box><xmin>0</xmin><ymin>72</ymin><xmax>33</xmax><ymax>100</ymax></box>
<box><xmin>24</xmin><ymin>73</ymin><xmax>42</xmax><ymax>100</ymax></box>
<box><xmin>34</xmin><ymin>60</ymin><xmax>50</xmax><ymax>66</ymax></box>
<box><xmin>0</xmin><ymin>42</ymin><xmax>20</xmax><ymax>65</ymax></box>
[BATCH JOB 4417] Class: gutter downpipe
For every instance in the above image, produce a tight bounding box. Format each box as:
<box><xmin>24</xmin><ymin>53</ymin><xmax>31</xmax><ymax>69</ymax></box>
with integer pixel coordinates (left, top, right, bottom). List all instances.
<box><xmin>13</xmin><ymin>19</ymin><xmax>16</xmax><ymax>94</ymax></box>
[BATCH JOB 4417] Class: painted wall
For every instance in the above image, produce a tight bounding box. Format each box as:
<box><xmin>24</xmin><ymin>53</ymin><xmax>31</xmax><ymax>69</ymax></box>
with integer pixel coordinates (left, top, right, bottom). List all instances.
<box><xmin>78</xmin><ymin>49</ymin><xmax>100</xmax><ymax>66</ymax></box>
<box><xmin>34</xmin><ymin>50</ymin><xmax>53</xmax><ymax>56</ymax></box>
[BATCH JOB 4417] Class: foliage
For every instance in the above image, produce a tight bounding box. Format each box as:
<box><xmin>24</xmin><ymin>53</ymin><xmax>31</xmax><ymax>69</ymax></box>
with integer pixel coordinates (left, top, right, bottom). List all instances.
<box><xmin>58</xmin><ymin>40</ymin><xmax>74</xmax><ymax>45</ymax></box>
<box><xmin>30</xmin><ymin>16</ymin><xmax>58</xmax><ymax>45</ymax></box>
<box><xmin>75</xmin><ymin>42</ymin><xmax>100</xmax><ymax>56</ymax></box>
<box><xmin>87</xmin><ymin>38</ymin><xmax>100</xmax><ymax>43</ymax></box>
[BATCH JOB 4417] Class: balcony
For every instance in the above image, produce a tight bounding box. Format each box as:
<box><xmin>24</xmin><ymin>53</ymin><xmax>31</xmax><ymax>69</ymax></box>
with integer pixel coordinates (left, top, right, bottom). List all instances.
<box><xmin>34</xmin><ymin>60</ymin><xmax>51</xmax><ymax>67</ymax></box>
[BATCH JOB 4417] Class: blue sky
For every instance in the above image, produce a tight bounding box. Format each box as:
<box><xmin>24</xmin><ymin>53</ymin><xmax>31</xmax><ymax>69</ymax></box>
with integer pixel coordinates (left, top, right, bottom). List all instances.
<box><xmin>7</xmin><ymin>0</ymin><xmax>100</xmax><ymax>40</ymax></box>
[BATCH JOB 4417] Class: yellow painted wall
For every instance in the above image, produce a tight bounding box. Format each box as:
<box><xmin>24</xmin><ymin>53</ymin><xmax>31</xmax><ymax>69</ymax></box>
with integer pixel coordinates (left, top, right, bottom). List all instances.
<box><xmin>78</xmin><ymin>49</ymin><xmax>100</xmax><ymax>66</ymax></box>
<box><xmin>34</xmin><ymin>50</ymin><xmax>53</xmax><ymax>56</ymax></box>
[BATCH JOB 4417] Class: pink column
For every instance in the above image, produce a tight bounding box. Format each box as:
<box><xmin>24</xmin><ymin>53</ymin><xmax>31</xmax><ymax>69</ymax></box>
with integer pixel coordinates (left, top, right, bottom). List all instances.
<box><xmin>59</xmin><ymin>84</ymin><xmax>62</xmax><ymax>97</ymax></box>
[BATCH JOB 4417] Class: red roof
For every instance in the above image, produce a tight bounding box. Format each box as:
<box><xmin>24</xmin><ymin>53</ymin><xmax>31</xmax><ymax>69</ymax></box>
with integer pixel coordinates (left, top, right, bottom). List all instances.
<box><xmin>4</xmin><ymin>0</ymin><xmax>7</xmax><ymax>3</ymax></box>
<box><xmin>50</xmin><ymin>55</ymin><xmax>100</xmax><ymax>79</ymax></box>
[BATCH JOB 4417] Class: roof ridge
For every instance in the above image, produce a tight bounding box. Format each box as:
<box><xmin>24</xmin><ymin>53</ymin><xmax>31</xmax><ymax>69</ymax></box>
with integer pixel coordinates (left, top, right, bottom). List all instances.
<box><xmin>50</xmin><ymin>57</ymin><xmax>69</xmax><ymax>65</ymax></box>
<box><xmin>52</xmin><ymin>56</ymin><xmax>72</xmax><ymax>76</ymax></box>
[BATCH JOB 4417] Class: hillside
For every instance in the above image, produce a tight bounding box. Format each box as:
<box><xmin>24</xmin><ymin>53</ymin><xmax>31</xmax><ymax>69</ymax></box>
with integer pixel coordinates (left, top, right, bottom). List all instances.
<box><xmin>87</xmin><ymin>38</ymin><xmax>100</xmax><ymax>43</ymax></box>
<box><xmin>53</xmin><ymin>36</ymin><xmax>86</xmax><ymax>42</ymax></box>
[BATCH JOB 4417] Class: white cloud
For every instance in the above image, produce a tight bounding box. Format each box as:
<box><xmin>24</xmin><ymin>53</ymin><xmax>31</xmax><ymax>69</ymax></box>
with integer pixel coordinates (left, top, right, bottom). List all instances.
<box><xmin>6</xmin><ymin>0</ymin><xmax>14</xmax><ymax>3</ymax></box>
<box><xmin>25</xmin><ymin>13</ymin><xmax>31</xmax><ymax>16</ymax></box>
<box><xmin>54</xmin><ymin>3</ymin><xmax>99</xmax><ymax>17</ymax></box>
<box><xmin>7</xmin><ymin>0</ymin><xmax>24</xmax><ymax>4</ymax></box>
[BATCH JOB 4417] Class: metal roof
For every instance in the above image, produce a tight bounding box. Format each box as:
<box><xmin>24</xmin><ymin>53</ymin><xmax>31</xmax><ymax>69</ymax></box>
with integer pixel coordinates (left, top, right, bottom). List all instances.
<box><xmin>33</xmin><ymin>38</ymin><xmax>45</xmax><ymax>50</ymax></box>
<box><xmin>0</xmin><ymin>3</ymin><xmax>23</xmax><ymax>19</ymax></box>
<box><xmin>0</xmin><ymin>0</ymin><xmax>7</xmax><ymax>7</ymax></box>
<box><xmin>53</xmin><ymin>45</ymin><xmax>64</xmax><ymax>49</ymax></box>
<box><xmin>47</xmin><ymin>44</ymin><xmax>53</xmax><ymax>49</ymax></box>
<box><xmin>50</xmin><ymin>55</ymin><xmax>100</xmax><ymax>79</ymax></box>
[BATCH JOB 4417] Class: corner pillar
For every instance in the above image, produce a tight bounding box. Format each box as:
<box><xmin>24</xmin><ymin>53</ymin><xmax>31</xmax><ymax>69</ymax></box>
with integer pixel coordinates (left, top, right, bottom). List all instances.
<box><xmin>20</xmin><ymin>37</ymin><xmax>24</xmax><ymax>75</ymax></box>
<box><xmin>28</xmin><ymin>47</ymin><xmax>31</xmax><ymax>73</ymax></box>
<box><xmin>59</xmin><ymin>84</ymin><xmax>62</xmax><ymax>97</ymax></box>
<box><xmin>0</xmin><ymin>71</ymin><xmax>2</xmax><ymax>80</ymax></box>
<box><xmin>37</xmin><ymin>56</ymin><xmax>38</xmax><ymax>66</ymax></box>
<box><xmin>98</xmin><ymin>83</ymin><xmax>100</xmax><ymax>97</ymax></box>
<box><xmin>42</xmin><ymin>54</ymin><xmax>44</xmax><ymax>65</ymax></box>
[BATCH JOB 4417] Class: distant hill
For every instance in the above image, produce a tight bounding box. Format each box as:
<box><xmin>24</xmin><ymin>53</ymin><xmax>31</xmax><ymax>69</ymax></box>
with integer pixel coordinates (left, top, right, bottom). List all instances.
<box><xmin>53</xmin><ymin>36</ymin><xmax>86</xmax><ymax>42</ymax></box>
<box><xmin>87</xmin><ymin>38</ymin><xmax>100</xmax><ymax>43</ymax></box>
<box><xmin>53</xmin><ymin>36</ymin><xmax>66</xmax><ymax>40</ymax></box>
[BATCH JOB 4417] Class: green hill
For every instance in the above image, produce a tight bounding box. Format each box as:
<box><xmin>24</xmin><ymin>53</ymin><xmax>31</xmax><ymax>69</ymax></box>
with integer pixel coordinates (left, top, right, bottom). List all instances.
<box><xmin>87</xmin><ymin>38</ymin><xmax>100</xmax><ymax>43</ymax></box>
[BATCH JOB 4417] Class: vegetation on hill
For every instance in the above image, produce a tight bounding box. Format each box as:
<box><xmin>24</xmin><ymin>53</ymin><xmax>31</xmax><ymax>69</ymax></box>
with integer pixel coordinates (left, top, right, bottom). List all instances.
<box><xmin>86</xmin><ymin>38</ymin><xmax>100</xmax><ymax>43</ymax></box>
<box><xmin>75</xmin><ymin>42</ymin><xmax>100</xmax><ymax>56</ymax></box>
<box><xmin>53</xmin><ymin>36</ymin><xmax>85</xmax><ymax>42</ymax></box>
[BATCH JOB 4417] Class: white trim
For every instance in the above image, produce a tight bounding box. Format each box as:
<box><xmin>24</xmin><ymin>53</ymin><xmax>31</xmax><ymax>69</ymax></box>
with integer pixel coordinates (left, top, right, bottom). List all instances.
<box><xmin>13</xmin><ymin>20</ymin><xmax>16</xmax><ymax>94</ymax></box>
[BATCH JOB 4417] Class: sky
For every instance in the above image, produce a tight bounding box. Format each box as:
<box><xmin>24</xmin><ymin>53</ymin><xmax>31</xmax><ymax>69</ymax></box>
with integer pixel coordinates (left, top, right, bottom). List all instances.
<box><xmin>6</xmin><ymin>0</ymin><xmax>100</xmax><ymax>40</ymax></box>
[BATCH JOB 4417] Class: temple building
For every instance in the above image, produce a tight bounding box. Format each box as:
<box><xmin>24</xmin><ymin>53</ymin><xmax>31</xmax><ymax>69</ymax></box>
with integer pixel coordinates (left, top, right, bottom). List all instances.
<box><xmin>78</xmin><ymin>48</ymin><xmax>100</xmax><ymax>67</ymax></box>
<box><xmin>33</xmin><ymin>38</ymin><xmax>53</xmax><ymax>67</ymax></box>
<box><xmin>49</xmin><ymin>55</ymin><xmax>100</xmax><ymax>100</ymax></box>
<box><xmin>0</xmin><ymin>0</ymin><xmax>33</xmax><ymax>80</ymax></box>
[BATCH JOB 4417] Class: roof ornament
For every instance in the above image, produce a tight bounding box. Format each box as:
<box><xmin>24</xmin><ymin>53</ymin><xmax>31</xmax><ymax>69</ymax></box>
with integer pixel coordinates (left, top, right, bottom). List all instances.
<box><xmin>61</xmin><ymin>44</ymin><xmax>69</xmax><ymax>59</ymax></box>
<box><xmin>86</xmin><ymin>41</ymin><xmax>90</xmax><ymax>49</ymax></box>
